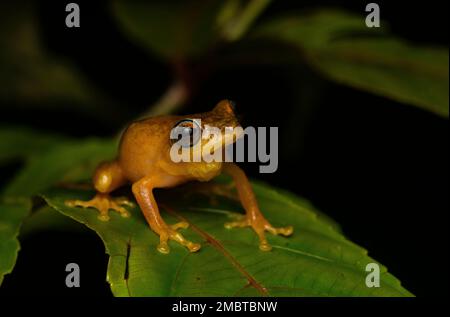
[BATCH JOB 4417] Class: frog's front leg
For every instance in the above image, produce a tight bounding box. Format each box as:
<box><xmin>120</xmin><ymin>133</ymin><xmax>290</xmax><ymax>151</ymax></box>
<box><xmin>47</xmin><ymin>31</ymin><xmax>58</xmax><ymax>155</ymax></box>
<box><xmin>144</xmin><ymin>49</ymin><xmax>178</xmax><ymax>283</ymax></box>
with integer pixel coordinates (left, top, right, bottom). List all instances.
<box><xmin>222</xmin><ymin>163</ymin><xmax>293</xmax><ymax>251</ymax></box>
<box><xmin>131</xmin><ymin>176</ymin><xmax>201</xmax><ymax>254</ymax></box>
<box><xmin>65</xmin><ymin>161</ymin><xmax>133</xmax><ymax>221</ymax></box>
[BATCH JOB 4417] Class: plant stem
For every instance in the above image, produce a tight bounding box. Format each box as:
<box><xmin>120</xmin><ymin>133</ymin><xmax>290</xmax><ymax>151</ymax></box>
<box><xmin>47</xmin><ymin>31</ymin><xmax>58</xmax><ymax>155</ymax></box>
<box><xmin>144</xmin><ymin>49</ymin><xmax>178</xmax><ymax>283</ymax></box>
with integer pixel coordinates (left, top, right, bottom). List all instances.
<box><xmin>139</xmin><ymin>80</ymin><xmax>188</xmax><ymax>118</ymax></box>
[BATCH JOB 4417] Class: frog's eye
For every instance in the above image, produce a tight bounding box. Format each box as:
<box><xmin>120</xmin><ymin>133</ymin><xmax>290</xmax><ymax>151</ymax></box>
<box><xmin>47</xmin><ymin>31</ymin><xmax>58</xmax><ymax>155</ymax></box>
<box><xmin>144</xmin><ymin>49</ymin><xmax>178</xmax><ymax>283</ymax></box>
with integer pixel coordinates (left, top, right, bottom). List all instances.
<box><xmin>170</xmin><ymin>119</ymin><xmax>201</xmax><ymax>148</ymax></box>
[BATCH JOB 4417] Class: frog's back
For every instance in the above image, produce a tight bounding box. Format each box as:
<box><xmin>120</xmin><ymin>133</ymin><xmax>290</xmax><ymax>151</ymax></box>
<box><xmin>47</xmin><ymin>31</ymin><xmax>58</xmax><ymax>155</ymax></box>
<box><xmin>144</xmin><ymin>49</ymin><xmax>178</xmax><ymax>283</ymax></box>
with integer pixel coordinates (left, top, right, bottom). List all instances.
<box><xmin>118</xmin><ymin>115</ymin><xmax>181</xmax><ymax>182</ymax></box>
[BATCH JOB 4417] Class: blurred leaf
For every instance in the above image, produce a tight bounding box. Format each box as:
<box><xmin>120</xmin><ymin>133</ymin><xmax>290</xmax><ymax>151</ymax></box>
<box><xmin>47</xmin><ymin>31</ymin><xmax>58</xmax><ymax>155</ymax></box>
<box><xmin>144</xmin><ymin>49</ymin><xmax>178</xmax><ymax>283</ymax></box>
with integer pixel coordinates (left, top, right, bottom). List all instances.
<box><xmin>0</xmin><ymin>198</ymin><xmax>31</xmax><ymax>285</ymax></box>
<box><xmin>112</xmin><ymin>0</ymin><xmax>271</xmax><ymax>59</ymax></box>
<box><xmin>42</xmin><ymin>180</ymin><xmax>411</xmax><ymax>296</ymax></box>
<box><xmin>0</xmin><ymin>137</ymin><xmax>116</xmax><ymax>287</ymax></box>
<box><xmin>2</xmin><ymin>138</ymin><xmax>117</xmax><ymax>198</ymax></box>
<box><xmin>0</xmin><ymin>126</ymin><xmax>69</xmax><ymax>164</ymax></box>
<box><xmin>254</xmin><ymin>10</ymin><xmax>449</xmax><ymax>117</ymax></box>
<box><xmin>112</xmin><ymin>0</ymin><xmax>226</xmax><ymax>59</ymax></box>
<box><xmin>0</xmin><ymin>3</ymin><xmax>116</xmax><ymax>115</ymax></box>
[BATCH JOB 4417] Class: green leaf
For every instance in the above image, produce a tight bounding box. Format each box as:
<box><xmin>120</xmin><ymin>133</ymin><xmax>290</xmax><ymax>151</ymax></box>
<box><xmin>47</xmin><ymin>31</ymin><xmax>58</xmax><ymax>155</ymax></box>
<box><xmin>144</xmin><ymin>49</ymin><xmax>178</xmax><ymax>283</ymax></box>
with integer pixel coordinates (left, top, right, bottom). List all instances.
<box><xmin>2</xmin><ymin>138</ymin><xmax>117</xmax><ymax>198</ymax></box>
<box><xmin>42</xmin><ymin>181</ymin><xmax>412</xmax><ymax>296</ymax></box>
<box><xmin>0</xmin><ymin>198</ymin><xmax>31</xmax><ymax>285</ymax></box>
<box><xmin>112</xmin><ymin>0</ymin><xmax>226</xmax><ymax>59</ymax></box>
<box><xmin>111</xmin><ymin>0</ymin><xmax>271</xmax><ymax>59</ymax></box>
<box><xmin>0</xmin><ymin>136</ymin><xmax>411</xmax><ymax>295</ymax></box>
<box><xmin>0</xmin><ymin>126</ymin><xmax>67</xmax><ymax>286</ymax></box>
<box><xmin>0</xmin><ymin>137</ymin><xmax>117</xmax><ymax>286</ymax></box>
<box><xmin>0</xmin><ymin>126</ymin><xmax>69</xmax><ymax>164</ymax></box>
<box><xmin>254</xmin><ymin>10</ymin><xmax>449</xmax><ymax>117</ymax></box>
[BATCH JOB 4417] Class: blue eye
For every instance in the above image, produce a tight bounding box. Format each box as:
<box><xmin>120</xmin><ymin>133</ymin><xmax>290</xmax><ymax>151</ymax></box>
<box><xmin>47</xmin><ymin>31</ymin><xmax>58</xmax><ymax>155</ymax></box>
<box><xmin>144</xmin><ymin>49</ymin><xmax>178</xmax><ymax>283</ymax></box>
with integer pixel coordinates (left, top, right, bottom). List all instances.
<box><xmin>171</xmin><ymin>119</ymin><xmax>201</xmax><ymax>147</ymax></box>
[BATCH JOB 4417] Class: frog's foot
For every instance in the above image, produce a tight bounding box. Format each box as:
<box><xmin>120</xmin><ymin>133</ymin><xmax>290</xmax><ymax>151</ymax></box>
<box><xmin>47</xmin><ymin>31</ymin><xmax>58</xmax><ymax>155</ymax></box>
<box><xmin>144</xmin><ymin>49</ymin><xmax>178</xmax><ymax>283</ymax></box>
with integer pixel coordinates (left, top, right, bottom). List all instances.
<box><xmin>225</xmin><ymin>216</ymin><xmax>293</xmax><ymax>251</ymax></box>
<box><xmin>157</xmin><ymin>222</ymin><xmax>201</xmax><ymax>254</ymax></box>
<box><xmin>65</xmin><ymin>193</ymin><xmax>133</xmax><ymax>221</ymax></box>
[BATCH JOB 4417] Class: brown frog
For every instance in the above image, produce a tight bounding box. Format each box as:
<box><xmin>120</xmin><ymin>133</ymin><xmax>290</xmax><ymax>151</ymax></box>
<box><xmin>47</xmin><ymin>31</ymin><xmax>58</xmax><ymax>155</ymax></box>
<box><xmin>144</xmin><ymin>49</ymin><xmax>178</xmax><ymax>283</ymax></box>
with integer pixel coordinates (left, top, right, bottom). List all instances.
<box><xmin>66</xmin><ymin>100</ymin><xmax>293</xmax><ymax>254</ymax></box>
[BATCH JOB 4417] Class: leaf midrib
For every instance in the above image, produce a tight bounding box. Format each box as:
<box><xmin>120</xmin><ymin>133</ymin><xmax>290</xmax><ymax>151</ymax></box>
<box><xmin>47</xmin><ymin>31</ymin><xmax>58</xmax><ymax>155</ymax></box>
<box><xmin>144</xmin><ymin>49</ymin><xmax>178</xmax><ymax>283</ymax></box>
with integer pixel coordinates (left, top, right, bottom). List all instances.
<box><xmin>164</xmin><ymin>204</ymin><xmax>269</xmax><ymax>296</ymax></box>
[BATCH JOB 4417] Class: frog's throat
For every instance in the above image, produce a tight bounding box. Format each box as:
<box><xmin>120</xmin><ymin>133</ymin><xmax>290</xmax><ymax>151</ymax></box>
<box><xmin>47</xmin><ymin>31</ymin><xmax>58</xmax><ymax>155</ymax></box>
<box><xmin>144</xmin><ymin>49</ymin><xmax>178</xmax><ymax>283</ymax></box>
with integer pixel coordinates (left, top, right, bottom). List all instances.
<box><xmin>187</xmin><ymin>161</ymin><xmax>223</xmax><ymax>181</ymax></box>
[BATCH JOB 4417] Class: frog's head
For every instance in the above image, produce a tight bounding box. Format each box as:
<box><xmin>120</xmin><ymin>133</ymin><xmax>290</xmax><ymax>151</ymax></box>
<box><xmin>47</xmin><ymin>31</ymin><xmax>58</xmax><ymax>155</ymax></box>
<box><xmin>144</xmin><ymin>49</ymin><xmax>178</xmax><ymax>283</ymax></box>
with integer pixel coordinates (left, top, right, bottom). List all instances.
<box><xmin>201</xmin><ymin>99</ymin><xmax>242</xmax><ymax>145</ymax></box>
<box><xmin>170</xmin><ymin>100</ymin><xmax>243</xmax><ymax>163</ymax></box>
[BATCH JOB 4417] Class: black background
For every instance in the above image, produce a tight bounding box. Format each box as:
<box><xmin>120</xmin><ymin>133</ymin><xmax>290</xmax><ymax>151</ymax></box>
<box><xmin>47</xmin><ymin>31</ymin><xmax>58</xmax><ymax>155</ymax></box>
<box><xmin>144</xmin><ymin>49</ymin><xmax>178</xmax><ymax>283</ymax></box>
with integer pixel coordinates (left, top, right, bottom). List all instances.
<box><xmin>0</xmin><ymin>0</ymin><xmax>448</xmax><ymax>297</ymax></box>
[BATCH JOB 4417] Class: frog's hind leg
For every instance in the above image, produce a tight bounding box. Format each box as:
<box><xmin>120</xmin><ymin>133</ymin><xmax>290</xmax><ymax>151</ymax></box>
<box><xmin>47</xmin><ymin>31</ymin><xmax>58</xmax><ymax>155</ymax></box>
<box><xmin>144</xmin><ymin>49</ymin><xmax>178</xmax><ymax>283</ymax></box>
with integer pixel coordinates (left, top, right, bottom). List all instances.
<box><xmin>65</xmin><ymin>161</ymin><xmax>133</xmax><ymax>221</ymax></box>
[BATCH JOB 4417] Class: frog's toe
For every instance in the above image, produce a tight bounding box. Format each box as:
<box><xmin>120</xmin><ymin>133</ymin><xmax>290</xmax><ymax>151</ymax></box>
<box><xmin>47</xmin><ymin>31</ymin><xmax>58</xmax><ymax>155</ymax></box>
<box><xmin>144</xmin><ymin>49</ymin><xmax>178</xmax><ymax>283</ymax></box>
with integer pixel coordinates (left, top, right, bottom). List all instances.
<box><xmin>265</xmin><ymin>224</ymin><xmax>294</xmax><ymax>237</ymax></box>
<box><xmin>157</xmin><ymin>226</ymin><xmax>201</xmax><ymax>254</ymax></box>
<box><xmin>109</xmin><ymin>200</ymin><xmax>131</xmax><ymax>218</ymax></box>
<box><xmin>157</xmin><ymin>241</ymin><xmax>170</xmax><ymax>254</ymax></box>
<box><xmin>98</xmin><ymin>213</ymin><xmax>110</xmax><ymax>222</ymax></box>
<box><xmin>65</xmin><ymin>194</ymin><xmax>132</xmax><ymax>220</ymax></box>
<box><xmin>224</xmin><ymin>215</ymin><xmax>248</xmax><ymax>229</ymax></box>
<box><xmin>168</xmin><ymin>228</ymin><xmax>201</xmax><ymax>253</ymax></box>
<box><xmin>65</xmin><ymin>199</ymin><xmax>91</xmax><ymax>209</ymax></box>
<box><xmin>170</xmin><ymin>221</ymin><xmax>189</xmax><ymax>230</ymax></box>
<box><xmin>114</xmin><ymin>196</ymin><xmax>135</xmax><ymax>208</ymax></box>
<box><xmin>225</xmin><ymin>216</ymin><xmax>293</xmax><ymax>252</ymax></box>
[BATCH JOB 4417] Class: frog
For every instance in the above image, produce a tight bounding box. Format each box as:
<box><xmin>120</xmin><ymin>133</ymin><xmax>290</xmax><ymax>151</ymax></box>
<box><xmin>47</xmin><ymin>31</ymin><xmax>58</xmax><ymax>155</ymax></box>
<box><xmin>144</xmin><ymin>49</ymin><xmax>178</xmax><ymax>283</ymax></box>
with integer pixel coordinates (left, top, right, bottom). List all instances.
<box><xmin>65</xmin><ymin>100</ymin><xmax>293</xmax><ymax>254</ymax></box>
